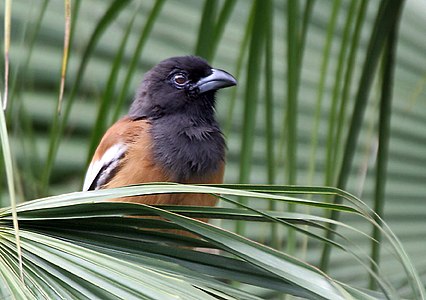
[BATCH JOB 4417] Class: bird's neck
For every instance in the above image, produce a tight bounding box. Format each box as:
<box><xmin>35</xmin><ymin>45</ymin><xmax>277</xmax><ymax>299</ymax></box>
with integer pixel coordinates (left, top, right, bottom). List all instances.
<box><xmin>150</xmin><ymin>113</ymin><xmax>225</xmax><ymax>182</ymax></box>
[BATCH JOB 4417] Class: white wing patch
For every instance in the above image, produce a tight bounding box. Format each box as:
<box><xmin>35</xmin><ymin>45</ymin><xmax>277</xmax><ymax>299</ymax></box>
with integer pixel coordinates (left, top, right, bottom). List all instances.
<box><xmin>83</xmin><ymin>143</ymin><xmax>127</xmax><ymax>191</ymax></box>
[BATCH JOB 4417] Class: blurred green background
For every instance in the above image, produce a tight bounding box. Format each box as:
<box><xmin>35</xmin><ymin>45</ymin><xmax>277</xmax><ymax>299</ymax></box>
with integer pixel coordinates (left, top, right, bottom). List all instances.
<box><xmin>1</xmin><ymin>0</ymin><xmax>426</xmax><ymax>293</ymax></box>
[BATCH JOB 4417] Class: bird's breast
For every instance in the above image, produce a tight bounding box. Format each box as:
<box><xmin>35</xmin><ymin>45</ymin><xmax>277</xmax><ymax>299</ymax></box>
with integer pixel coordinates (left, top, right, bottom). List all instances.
<box><xmin>150</xmin><ymin>117</ymin><xmax>226</xmax><ymax>182</ymax></box>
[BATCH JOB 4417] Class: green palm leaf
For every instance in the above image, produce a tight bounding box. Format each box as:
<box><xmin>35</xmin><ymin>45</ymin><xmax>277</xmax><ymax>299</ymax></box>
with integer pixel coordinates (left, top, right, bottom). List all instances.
<box><xmin>0</xmin><ymin>184</ymin><xmax>423</xmax><ymax>299</ymax></box>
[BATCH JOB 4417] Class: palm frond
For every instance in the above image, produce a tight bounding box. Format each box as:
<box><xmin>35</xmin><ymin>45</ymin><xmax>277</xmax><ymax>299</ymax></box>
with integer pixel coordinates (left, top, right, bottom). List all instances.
<box><xmin>0</xmin><ymin>184</ymin><xmax>423</xmax><ymax>299</ymax></box>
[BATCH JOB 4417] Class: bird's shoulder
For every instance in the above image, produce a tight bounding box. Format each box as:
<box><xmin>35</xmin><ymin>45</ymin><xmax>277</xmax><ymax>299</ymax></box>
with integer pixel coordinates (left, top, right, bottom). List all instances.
<box><xmin>83</xmin><ymin>116</ymin><xmax>152</xmax><ymax>191</ymax></box>
<box><xmin>92</xmin><ymin>116</ymin><xmax>148</xmax><ymax>160</ymax></box>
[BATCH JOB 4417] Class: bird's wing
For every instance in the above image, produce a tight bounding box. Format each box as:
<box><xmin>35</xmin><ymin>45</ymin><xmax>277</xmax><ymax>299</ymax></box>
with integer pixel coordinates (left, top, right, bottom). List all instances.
<box><xmin>83</xmin><ymin>117</ymin><xmax>139</xmax><ymax>191</ymax></box>
<box><xmin>83</xmin><ymin>143</ymin><xmax>127</xmax><ymax>191</ymax></box>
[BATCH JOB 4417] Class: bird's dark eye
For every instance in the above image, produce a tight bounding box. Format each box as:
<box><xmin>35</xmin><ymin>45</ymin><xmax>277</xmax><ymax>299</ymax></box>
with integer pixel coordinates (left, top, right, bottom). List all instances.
<box><xmin>172</xmin><ymin>73</ymin><xmax>189</xmax><ymax>87</ymax></box>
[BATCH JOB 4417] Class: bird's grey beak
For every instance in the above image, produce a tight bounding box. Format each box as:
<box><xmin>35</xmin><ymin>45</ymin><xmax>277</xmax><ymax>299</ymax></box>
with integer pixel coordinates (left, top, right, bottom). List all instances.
<box><xmin>195</xmin><ymin>68</ymin><xmax>237</xmax><ymax>94</ymax></box>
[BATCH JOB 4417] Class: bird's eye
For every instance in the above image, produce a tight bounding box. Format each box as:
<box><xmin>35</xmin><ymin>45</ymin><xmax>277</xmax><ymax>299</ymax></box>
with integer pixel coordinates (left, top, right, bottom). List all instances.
<box><xmin>172</xmin><ymin>73</ymin><xmax>189</xmax><ymax>86</ymax></box>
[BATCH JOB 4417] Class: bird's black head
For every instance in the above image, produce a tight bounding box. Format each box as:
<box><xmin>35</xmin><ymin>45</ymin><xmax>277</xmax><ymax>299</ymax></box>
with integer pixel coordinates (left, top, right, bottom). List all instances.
<box><xmin>129</xmin><ymin>56</ymin><xmax>237</xmax><ymax>120</ymax></box>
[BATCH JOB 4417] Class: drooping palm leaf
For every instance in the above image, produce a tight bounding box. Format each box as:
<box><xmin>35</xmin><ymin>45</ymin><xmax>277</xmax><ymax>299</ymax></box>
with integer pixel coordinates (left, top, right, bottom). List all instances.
<box><xmin>0</xmin><ymin>184</ymin><xmax>423</xmax><ymax>299</ymax></box>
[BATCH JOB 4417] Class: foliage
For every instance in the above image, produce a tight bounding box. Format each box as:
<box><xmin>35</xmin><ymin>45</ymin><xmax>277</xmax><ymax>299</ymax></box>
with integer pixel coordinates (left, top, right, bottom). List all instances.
<box><xmin>1</xmin><ymin>0</ymin><xmax>426</xmax><ymax>299</ymax></box>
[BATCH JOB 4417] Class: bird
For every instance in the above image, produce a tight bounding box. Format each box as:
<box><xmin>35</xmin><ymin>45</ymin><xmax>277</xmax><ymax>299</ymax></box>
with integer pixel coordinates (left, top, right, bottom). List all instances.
<box><xmin>83</xmin><ymin>56</ymin><xmax>237</xmax><ymax>212</ymax></box>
